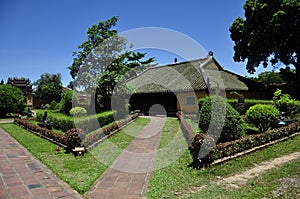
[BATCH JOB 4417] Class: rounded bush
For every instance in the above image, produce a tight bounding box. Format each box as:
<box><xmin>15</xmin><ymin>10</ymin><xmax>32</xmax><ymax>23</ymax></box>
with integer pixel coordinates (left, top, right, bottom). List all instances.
<box><xmin>246</xmin><ymin>104</ymin><xmax>280</xmax><ymax>132</ymax></box>
<box><xmin>69</xmin><ymin>107</ymin><xmax>87</xmax><ymax>116</ymax></box>
<box><xmin>199</xmin><ymin>96</ymin><xmax>246</xmax><ymax>143</ymax></box>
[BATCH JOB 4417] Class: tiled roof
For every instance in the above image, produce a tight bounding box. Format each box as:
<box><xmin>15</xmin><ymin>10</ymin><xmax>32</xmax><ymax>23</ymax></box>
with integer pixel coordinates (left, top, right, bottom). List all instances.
<box><xmin>126</xmin><ymin>56</ymin><xmax>264</xmax><ymax>94</ymax></box>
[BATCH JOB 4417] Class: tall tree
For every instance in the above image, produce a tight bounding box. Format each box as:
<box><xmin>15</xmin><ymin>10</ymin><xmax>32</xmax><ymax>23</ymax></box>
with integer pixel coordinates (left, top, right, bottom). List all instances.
<box><xmin>34</xmin><ymin>73</ymin><xmax>63</xmax><ymax>102</ymax></box>
<box><xmin>68</xmin><ymin>16</ymin><xmax>119</xmax><ymax>79</ymax></box>
<box><xmin>230</xmin><ymin>0</ymin><xmax>300</xmax><ymax>96</ymax></box>
<box><xmin>69</xmin><ymin>16</ymin><xmax>155</xmax><ymax>111</ymax></box>
<box><xmin>257</xmin><ymin>70</ymin><xmax>283</xmax><ymax>86</ymax></box>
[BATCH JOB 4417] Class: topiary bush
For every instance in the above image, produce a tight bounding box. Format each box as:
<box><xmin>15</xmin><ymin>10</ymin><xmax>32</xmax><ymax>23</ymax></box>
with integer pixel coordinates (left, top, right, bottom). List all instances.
<box><xmin>65</xmin><ymin>128</ymin><xmax>85</xmax><ymax>152</ymax></box>
<box><xmin>69</xmin><ymin>107</ymin><xmax>87</xmax><ymax>116</ymax></box>
<box><xmin>246</xmin><ymin>104</ymin><xmax>280</xmax><ymax>132</ymax></box>
<box><xmin>273</xmin><ymin>89</ymin><xmax>300</xmax><ymax>117</ymax></box>
<box><xmin>199</xmin><ymin>96</ymin><xmax>246</xmax><ymax>143</ymax></box>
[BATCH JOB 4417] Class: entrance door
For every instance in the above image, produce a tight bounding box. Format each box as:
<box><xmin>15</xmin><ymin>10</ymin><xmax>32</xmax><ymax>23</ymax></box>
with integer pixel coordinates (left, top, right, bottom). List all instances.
<box><xmin>129</xmin><ymin>93</ymin><xmax>177</xmax><ymax>116</ymax></box>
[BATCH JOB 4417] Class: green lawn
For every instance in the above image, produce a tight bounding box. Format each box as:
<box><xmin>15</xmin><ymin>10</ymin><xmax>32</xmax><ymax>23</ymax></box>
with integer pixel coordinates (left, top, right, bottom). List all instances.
<box><xmin>0</xmin><ymin>117</ymin><xmax>150</xmax><ymax>194</ymax></box>
<box><xmin>147</xmin><ymin>118</ymin><xmax>300</xmax><ymax>198</ymax></box>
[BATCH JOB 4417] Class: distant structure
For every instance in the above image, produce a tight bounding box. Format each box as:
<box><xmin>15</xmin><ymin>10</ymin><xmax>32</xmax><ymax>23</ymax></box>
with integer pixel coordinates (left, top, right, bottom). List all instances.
<box><xmin>7</xmin><ymin>77</ymin><xmax>33</xmax><ymax>107</ymax></box>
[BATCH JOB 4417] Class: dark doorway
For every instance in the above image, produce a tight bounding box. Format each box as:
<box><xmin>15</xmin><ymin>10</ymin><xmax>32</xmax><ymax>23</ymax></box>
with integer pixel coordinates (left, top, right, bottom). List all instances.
<box><xmin>129</xmin><ymin>93</ymin><xmax>177</xmax><ymax>116</ymax></box>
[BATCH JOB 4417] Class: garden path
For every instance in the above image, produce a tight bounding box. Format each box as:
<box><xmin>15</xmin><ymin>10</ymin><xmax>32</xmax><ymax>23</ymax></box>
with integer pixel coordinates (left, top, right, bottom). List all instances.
<box><xmin>85</xmin><ymin>116</ymin><xmax>166</xmax><ymax>199</ymax></box>
<box><xmin>0</xmin><ymin>127</ymin><xmax>83</xmax><ymax>199</ymax></box>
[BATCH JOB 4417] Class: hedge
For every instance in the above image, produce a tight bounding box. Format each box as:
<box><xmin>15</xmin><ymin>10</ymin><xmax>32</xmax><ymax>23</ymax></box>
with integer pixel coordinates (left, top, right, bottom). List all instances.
<box><xmin>189</xmin><ymin>120</ymin><xmax>300</xmax><ymax>169</ymax></box>
<box><xmin>199</xmin><ymin>98</ymin><xmax>273</xmax><ymax>115</ymax></box>
<box><xmin>36</xmin><ymin>110</ymin><xmax>114</xmax><ymax>132</ymax></box>
<box><xmin>198</xmin><ymin>96</ymin><xmax>246</xmax><ymax>143</ymax></box>
<box><xmin>14</xmin><ymin>118</ymin><xmax>66</xmax><ymax>147</ymax></box>
<box><xmin>177</xmin><ymin>111</ymin><xmax>196</xmax><ymax>146</ymax></box>
<box><xmin>15</xmin><ymin>113</ymin><xmax>139</xmax><ymax>150</ymax></box>
<box><xmin>83</xmin><ymin>112</ymin><xmax>139</xmax><ymax>148</ymax></box>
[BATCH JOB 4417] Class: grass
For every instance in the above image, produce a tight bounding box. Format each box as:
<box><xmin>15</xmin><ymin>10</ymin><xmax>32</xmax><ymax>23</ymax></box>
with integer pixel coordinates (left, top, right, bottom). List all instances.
<box><xmin>182</xmin><ymin>158</ymin><xmax>300</xmax><ymax>199</ymax></box>
<box><xmin>0</xmin><ymin>117</ymin><xmax>150</xmax><ymax>194</ymax></box>
<box><xmin>147</xmin><ymin>118</ymin><xmax>300</xmax><ymax>198</ymax></box>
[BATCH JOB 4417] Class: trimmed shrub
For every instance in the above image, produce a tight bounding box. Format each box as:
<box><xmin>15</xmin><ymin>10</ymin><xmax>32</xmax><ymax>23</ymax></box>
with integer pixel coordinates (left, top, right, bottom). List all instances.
<box><xmin>177</xmin><ymin>111</ymin><xmax>196</xmax><ymax>146</ymax></box>
<box><xmin>199</xmin><ymin>98</ymin><xmax>273</xmax><ymax>115</ymax></box>
<box><xmin>189</xmin><ymin>120</ymin><xmax>299</xmax><ymax>168</ymax></box>
<box><xmin>14</xmin><ymin>118</ymin><xmax>66</xmax><ymax>146</ymax></box>
<box><xmin>189</xmin><ymin>132</ymin><xmax>215</xmax><ymax>168</ymax></box>
<box><xmin>246</xmin><ymin>104</ymin><xmax>280</xmax><ymax>132</ymax></box>
<box><xmin>199</xmin><ymin>96</ymin><xmax>246</xmax><ymax>143</ymax></box>
<box><xmin>83</xmin><ymin>112</ymin><xmax>139</xmax><ymax>147</ymax></box>
<box><xmin>227</xmin><ymin>99</ymin><xmax>273</xmax><ymax>114</ymax></box>
<box><xmin>69</xmin><ymin>107</ymin><xmax>87</xmax><ymax>116</ymax></box>
<box><xmin>35</xmin><ymin>110</ymin><xmax>114</xmax><ymax>132</ymax></box>
<box><xmin>65</xmin><ymin>128</ymin><xmax>85</xmax><ymax>152</ymax></box>
<box><xmin>273</xmin><ymin>89</ymin><xmax>300</xmax><ymax>117</ymax></box>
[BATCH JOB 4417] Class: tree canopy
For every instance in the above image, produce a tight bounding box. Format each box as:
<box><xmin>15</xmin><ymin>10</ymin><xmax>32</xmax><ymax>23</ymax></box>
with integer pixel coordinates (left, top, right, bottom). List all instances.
<box><xmin>230</xmin><ymin>0</ymin><xmax>300</xmax><ymax>96</ymax></box>
<box><xmin>69</xmin><ymin>16</ymin><xmax>155</xmax><ymax>111</ymax></box>
<box><xmin>0</xmin><ymin>84</ymin><xmax>25</xmax><ymax>118</ymax></box>
<box><xmin>34</xmin><ymin>73</ymin><xmax>63</xmax><ymax>102</ymax></box>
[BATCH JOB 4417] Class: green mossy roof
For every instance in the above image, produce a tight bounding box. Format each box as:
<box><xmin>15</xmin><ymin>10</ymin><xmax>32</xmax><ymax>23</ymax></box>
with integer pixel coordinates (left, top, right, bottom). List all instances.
<box><xmin>126</xmin><ymin>57</ymin><xmax>264</xmax><ymax>94</ymax></box>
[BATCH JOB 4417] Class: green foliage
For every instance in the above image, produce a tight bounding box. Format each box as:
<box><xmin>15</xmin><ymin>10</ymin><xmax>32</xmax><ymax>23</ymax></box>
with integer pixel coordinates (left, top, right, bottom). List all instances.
<box><xmin>69</xmin><ymin>16</ymin><xmax>155</xmax><ymax>111</ymax></box>
<box><xmin>230</xmin><ymin>0</ymin><xmax>300</xmax><ymax>91</ymax></box>
<box><xmin>0</xmin><ymin>84</ymin><xmax>25</xmax><ymax>117</ymax></box>
<box><xmin>69</xmin><ymin>107</ymin><xmax>87</xmax><ymax>116</ymax></box>
<box><xmin>14</xmin><ymin>118</ymin><xmax>66</xmax><ymax>145</ymax></box>
<box><xmin>42</xmin><ymin>104</ymin><xmax>51</xmax><ymax>110</ymax></box>
<box><xmin>246</xmin><ymin>104</ymin><xmax>280</xmax><ymax>132</ymax></box>
<box><xmin>226</xmin><ymin>98</ymin><xmax>273</xmax><ymax>114</ymax></box>
<box><xmin>68</xmin><ymin>16</ymin><xmax>119</xmax><ymax>79</ymax></box>
<box><xmin>257</xmin><ymin>70</ymin><xmax>283</xmax><ymax>86</ymax></box>
<box><xmin>273</xmin><ymin>89</ymin><xmax>300</xmax><ymax>117</ymax></box>
<box><xmin>60</xmin><ymin>91</ymin><xmax>78</xmax><ymax>115</ymax></box>
<box><xmin>50</xmin><ymin>100</ymin><xmax>58</xmax><ymax>110</ymax></box>
<box><xmin>190</xmin><ymin>120</ymin><xmax>299</xmax><ymax>169</ymax></box>
<box><xmin>83</xmin><ymin>112</ymin><xmax>139</xmax><ymax>147</ymax></box>
<box><xmin>36</xmin><ymin>110</ymin><xmax>114</xmax><ymax>132</ymax></box>
<box><xmin>199</xmin><ymin>96</ymin><xmax>246</xmax><ymax>143</ymax></box>
<box><xmin>34</xmin><ymin>73</ymin><xmax>63</xmax><ymax>102</ymax></box>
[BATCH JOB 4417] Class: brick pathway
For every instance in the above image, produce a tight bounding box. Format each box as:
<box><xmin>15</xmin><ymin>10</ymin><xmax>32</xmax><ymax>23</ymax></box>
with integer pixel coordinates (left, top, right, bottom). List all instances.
<box><xmin>0</xmin><ymin>127</ymin><xmax>83</xmax><ymax>199</ymax></box>
<box><xmin>85</xmin><ymin>116</ymin><xmax>166</xmax><ymax>199</ymax></box>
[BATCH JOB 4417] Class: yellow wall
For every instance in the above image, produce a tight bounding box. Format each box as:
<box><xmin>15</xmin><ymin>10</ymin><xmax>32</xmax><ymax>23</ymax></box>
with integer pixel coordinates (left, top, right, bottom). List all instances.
<box><xmin>176</xmin><ymin>91</ymin><xmax>207</xmax><ymax>113</ymax></box>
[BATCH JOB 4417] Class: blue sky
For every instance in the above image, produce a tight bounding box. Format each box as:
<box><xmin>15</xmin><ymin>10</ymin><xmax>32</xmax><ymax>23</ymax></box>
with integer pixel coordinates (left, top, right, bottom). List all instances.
<box><xmin>0</xmin><ymin>0</ymin><xmax>273</xmax><ymax>86</ymax></box>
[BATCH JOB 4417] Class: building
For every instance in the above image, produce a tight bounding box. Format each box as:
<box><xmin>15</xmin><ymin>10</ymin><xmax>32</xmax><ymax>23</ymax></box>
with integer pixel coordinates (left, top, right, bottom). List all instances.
<box><xmin>126</xmin><ymin>56</ymin><xmax>265</xmax><ymax>115</ymax></box>
<box><xmin>7</xmin><ymin>77</ymin><xmax>33</xmax><ymax>106</ymax></box>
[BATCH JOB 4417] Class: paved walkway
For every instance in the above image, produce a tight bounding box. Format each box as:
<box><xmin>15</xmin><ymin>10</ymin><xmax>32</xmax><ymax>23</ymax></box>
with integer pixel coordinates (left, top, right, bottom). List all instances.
<box><xmin>85</xmin><ymin>116</ymin><xmax>166</xmax><ymax>199</ymax></box>
<box><xmin>0</xmin><ymin>116</ymin><xmax>166</xmax><ymax>199</ymax></box>
<box><xmin>0</xmin><ymin>127</ymin><xmax>83</xmax><ymax>199</ymax></box>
